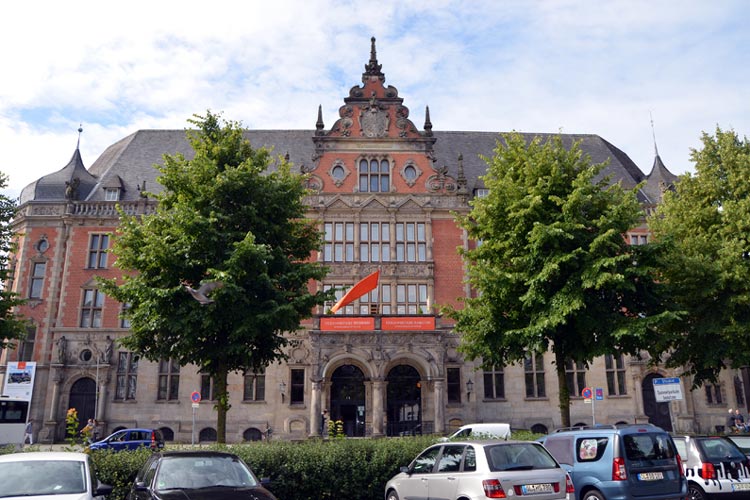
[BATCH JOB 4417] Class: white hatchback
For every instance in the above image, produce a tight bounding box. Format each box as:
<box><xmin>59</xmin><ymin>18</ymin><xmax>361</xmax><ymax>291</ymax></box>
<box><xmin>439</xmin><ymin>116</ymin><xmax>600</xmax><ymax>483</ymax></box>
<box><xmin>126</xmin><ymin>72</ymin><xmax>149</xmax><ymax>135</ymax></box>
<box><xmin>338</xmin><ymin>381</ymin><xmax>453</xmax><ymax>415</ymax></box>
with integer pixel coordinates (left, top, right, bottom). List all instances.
<box><xmin>0</xmin><ymin>451</ymin><xmax>113</xmax><ymax>500</ymax></box>
<box><xmin>385</xmin><ymin>440</ymin><xmax>573</xmax><ymax>500</ymax></box>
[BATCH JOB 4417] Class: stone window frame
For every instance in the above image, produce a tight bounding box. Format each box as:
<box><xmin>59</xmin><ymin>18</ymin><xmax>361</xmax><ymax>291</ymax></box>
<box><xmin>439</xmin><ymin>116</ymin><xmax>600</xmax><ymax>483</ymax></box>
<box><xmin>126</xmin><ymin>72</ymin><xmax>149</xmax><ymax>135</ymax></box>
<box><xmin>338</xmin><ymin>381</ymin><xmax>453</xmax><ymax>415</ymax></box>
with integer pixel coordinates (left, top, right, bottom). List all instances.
<box><xmin>327</xmin><ymin>159</ymin><xmax>351</xmax><ymax>187</ymax></box>
<box><xmin>399</xmin><ymin>160</ymin><xmax>422</xmax><ymax>187</ymax></box>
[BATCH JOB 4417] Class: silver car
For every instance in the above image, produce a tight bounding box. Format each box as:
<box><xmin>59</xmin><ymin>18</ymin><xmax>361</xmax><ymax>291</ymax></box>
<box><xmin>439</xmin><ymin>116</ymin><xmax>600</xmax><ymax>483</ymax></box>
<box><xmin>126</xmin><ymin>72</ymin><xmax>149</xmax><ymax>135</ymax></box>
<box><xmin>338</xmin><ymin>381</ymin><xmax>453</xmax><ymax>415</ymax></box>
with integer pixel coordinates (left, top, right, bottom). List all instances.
<box><xmin>385</xmin><ymin>440</ymin><xmax>573</xmax><ymax>500</ymax></box>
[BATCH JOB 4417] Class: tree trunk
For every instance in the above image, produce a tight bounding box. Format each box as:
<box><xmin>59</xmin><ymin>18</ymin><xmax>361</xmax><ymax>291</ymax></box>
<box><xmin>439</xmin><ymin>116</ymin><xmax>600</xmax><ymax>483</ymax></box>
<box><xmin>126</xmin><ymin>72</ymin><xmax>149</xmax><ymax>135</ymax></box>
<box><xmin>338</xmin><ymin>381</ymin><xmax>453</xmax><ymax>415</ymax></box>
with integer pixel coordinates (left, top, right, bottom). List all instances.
<box><xmin>555</xmin><ymin>348</ymin><xmax>571</xmax><ymax>428</ymax></box>
<box><xmin>215</xmin><ymin>365</ymin><xmax>229</xmax><ymax>444</ymax></box>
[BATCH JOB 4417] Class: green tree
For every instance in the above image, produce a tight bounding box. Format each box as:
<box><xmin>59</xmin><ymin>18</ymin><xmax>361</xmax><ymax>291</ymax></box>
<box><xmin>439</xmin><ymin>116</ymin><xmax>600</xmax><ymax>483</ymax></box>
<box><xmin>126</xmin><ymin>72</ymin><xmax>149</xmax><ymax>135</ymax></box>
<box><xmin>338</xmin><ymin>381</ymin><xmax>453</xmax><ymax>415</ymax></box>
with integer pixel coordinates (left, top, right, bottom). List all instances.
<box><xmin>648</xmin><ymin>127</ymin><xmax>750</xmax><ymax>385</ymax></box>
<box><xmin>100</xmin><ymin>112</ymin><xmax>330</xmax><ymax>442</ymax></box>
<box><xmin>449</xmin><ymin>133</ymin><xmax>667</xmax><ymax>427</ymax></box>
<box><xmin>0</xmin><ymin>171</ymin><xmax>27</xmax><ymax>348</ymax></box>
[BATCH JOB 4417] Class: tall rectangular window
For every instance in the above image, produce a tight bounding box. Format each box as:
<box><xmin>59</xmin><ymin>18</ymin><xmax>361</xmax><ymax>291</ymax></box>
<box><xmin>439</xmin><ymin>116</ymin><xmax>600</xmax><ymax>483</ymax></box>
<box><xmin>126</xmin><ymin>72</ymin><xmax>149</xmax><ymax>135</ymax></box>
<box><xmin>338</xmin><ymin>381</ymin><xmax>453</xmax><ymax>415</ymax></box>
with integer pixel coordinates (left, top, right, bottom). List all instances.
<box><xmin>359</xmin><ymin>158</ymin><xmax>390</xmax><ymax>193</ymax></box>
<box><xmin>605</xmin><ymin>354</ymin><xmax>627</xmax><ymax>395</ymax></box>
<box><xmin>565</xmin><ymin>360</ymin><xmax>587</xmax><ymax>398</ymax></box>
<box><xmin>80</xmin><ymin>289</ymin><xmax>104</xmax><ymax>328</ymax></box>
<box><xmin>290</xmin><ymin>368</ymin><xmax>305</xmax><ymax>404</ymax></box>
<box><xmin>395</xmin><ymin>284</ymin><xmax>428</xmax><ymax>314</ymax></box>
<box><xmin>323</xmin><ymin>222</ymin><xmax>355</xmax><ymax>262</ymax></box>
<box><xmin>447</xmin><ymin>367</ymin><xmax>461</xmax><ymax>403</ymax></box>
<box><xmin>157</xmin><ymin>359</ymin><xmax>180</xmax><ymax>401</ymax></box>
<box><xmin>483</xmin><ymin>365</ymin><xmax>505</xmax><ymax>400</ymax></box>
<box><xmin>115</xmin><ymin>352</ymin><xmax>138</xmax><ymax>400</ymax></box>
<box><xmin>201</xmin><ymin>374</ymin><xmax>216</xmax><ymax>401</ymax></box>
<box><xmin>705</xmin><ymin>384</ymin><xmax>722</xmax><ymax>404</ymax></box>
<box><xmin>395</xmin><ymin>222</ymin><xmax>426</xmax><ymax>262</ymax></box>
<box><xmin>29</xmin><ymin>262</ymin><xmax>46</xmax><ymax>299</ymax></box>
<box><xmin>87</xmin><ymin>234</ymin><xmax>110</xmax><ymax>269</ymax></box>
<box><xmin>359</xmin><ymin>222</ymin><xmax>390</xmax><ymax>262</ymax></box>
<box><xmin>120</xmin><ymin>303</ymin><xmax>131</xmax><ymax>328</ymax></box>
<box><xmin>243</xmin><ymin>369</ymin><xmax>266</xmax><ymax>401</ymax></box>
<box><xmin>19</xmin><ymin>325</ymin><xmax>36</xmax><ymax>362</ymax></box>
<box><xmin>524</xmin><ymin>353</ymin><xmax>546</xmax><ymax>398</ymax></box>
<box><xmin>735</xmin><ymin>376</ymin><xmax>746</xmax><ymax>407</ymax></box>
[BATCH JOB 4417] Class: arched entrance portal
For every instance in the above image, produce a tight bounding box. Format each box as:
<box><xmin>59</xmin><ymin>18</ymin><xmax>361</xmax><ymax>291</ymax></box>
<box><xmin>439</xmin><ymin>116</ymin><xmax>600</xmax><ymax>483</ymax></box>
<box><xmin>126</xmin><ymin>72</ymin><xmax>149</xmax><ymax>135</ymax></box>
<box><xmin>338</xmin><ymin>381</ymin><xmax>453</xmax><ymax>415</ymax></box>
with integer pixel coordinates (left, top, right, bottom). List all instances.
<box><xmin>330</xmin><ymin>365</ymin><xmax>366</xmax><ymax>437</ymax></box>
<box><xmin>69</xmin><ymin>377</ymin><xmax>96</xmax><ymax>431</ymax></box>
<box><xmin>642</xmin><ymin>373</ymin><xmax>673</xmax><ymax>431</ymax></box>
<box><xmin>386</xmin><ymin>365</ymin><xmax>421</xmax><ymax>436</ymax></box>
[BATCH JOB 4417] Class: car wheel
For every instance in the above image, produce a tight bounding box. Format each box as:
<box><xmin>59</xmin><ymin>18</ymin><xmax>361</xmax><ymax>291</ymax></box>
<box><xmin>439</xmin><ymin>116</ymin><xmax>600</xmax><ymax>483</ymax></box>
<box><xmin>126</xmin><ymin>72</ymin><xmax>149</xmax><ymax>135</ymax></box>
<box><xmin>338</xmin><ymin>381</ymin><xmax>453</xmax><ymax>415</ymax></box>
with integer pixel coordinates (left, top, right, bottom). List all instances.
<box><xmin>386</xmin><ymin>490</ymin><xmax>400</xmax><ymax>500</ymax></box>
<box><xmin>582</xmin><ymin>490</ymin><xmax>605</xmax><ymax>500</ymax></box>
<box><xmin>689</xmin><ymin>484</ymin><xmax>707</xmax><ymax>500</ymax></box>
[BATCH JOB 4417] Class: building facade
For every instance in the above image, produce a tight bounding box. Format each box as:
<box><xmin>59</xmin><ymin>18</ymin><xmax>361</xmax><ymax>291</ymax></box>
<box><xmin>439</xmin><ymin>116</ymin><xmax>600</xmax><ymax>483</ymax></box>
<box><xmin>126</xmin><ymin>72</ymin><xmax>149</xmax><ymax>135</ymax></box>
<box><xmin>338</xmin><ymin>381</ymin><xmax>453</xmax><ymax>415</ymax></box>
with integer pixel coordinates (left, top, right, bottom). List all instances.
<box><xmin>3</xmin><ymin>39</ymin><xmax>748</xmax><ymax>443</ymax></box>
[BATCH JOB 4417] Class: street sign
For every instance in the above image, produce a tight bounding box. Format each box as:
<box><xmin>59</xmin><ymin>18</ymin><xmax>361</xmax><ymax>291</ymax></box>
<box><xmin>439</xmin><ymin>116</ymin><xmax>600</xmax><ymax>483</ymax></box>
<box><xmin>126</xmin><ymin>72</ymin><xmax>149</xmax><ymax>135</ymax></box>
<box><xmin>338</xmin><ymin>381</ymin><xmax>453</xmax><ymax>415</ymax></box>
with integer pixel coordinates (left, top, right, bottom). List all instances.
<box><xmin>653</xmin><ymin>377</ymin><xmax>683</xmax><ymax>402</ymax></box>
<box><xmin>191</xmin><ymin>391</ymin><xmax>202</xmax><ymax>403</ymax></box>
<box><xmin>581</xmin><ymin>387</ymin><xmax>593</xmax><ymax>399</ymax></box>
<box><xmin>595</xmin><ymin>388</ymin><xmax>604</xmax><ymax>400</ymax></box>
<box><xmin>192</xmin><ymin>403</ymin><xmax>199</xmax><ymax>409</ymax></box>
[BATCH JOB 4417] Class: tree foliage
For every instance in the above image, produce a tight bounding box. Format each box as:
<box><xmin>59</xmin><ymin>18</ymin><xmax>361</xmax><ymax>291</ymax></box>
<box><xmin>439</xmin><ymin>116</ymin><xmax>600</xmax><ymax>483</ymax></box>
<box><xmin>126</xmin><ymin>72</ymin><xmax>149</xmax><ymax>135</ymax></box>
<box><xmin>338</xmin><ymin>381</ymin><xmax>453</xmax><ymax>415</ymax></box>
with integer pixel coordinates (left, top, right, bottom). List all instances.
<box><xmin>0</xmin><ymin>171</ymin><xmax>27</xmax><ymax>348</ymax></box>
<box><xmin>449</xmin><ymin>133</ymin><xmax>667</xmax><ymax>427</ymax></box>
<box><xmin>648</xmin><ymin>127</ymin><xmax>750</xmax><ymax>386</ymax></box>
<box><xmin>100</xmin><ymin>112</ymin><xmax>330</xmax><ymax>442</ymax></box>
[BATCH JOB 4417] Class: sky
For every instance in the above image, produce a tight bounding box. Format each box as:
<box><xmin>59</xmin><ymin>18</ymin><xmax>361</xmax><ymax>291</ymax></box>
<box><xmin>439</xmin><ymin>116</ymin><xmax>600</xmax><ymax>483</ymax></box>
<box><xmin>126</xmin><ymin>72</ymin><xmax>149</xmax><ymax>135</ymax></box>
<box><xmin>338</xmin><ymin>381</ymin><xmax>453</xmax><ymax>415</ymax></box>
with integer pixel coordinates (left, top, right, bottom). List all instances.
<box><xmin>1</xmin><ymin>0</ymin><xmax>748</xmax><ymax>199</ymax></box>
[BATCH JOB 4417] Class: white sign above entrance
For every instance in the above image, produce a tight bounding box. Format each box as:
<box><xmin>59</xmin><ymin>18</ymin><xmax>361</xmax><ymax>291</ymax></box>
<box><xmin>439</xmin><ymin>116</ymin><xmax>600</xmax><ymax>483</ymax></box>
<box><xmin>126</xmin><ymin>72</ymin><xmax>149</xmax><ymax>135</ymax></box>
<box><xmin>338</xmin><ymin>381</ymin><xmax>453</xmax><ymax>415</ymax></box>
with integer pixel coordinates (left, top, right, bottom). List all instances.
<box><xmin>653</xmin><ymin>377</ymin><xmax>683</xmax><ymax>402</ymax></box>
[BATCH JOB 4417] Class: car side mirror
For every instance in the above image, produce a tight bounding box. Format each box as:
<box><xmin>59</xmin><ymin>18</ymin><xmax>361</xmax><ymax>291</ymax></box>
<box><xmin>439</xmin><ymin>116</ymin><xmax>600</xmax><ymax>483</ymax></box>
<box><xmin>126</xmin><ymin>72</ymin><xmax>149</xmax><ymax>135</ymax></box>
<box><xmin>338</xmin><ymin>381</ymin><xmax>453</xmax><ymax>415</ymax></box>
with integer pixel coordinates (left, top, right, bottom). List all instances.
<box><xmin>95</xmin><ymin>483</ymin><xmax>114</xmax><ymax>496</ymax></box>
<box><xmin>133</xmin><ymin>481</ymin><xmax>149</xmax><ymax>491</ymax></box>
<box><xmin>400</xmin><ymin>466</ymin><xmax>411</xmax><ymax>475</ymax></box>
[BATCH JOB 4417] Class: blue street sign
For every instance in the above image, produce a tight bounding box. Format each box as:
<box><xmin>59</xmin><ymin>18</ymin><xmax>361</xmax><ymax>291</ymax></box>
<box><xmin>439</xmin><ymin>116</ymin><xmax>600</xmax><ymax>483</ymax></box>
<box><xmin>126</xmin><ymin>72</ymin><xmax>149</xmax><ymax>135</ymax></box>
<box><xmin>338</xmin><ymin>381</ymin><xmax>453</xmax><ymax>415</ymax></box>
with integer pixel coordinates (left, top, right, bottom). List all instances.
<box><xmin>653</xmin><ymin>377</ymin><xmax>680</xmax><ymax>385</ymax></box>
<box><xmin>595</xmin><ymin>388</ymin><xmax>604</xmax><ymax>400</ymax></box>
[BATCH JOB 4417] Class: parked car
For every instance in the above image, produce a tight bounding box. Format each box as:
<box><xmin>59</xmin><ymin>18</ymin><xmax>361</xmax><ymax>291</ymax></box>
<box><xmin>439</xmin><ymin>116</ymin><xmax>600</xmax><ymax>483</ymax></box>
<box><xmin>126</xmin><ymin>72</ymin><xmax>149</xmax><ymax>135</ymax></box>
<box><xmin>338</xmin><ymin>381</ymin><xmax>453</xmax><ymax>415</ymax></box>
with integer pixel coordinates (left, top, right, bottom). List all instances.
<box><xmin>539</xmin><ymin>424</ymin><xmax>686</xmax><ymax>500</ymax></box>
<box><xmin>127</xmin><ymin>450</ymin><xmax>277</xmax><ymax>500</ymax></box>
<box><xmin>726</xmin><ymin>435</ymin><xmax>750</xmax><ymax>460</ymax></box>
<box><xmin>88</xmin><ymin>428</ymin><xmax>164</xmax><ymax>451</ymax></box>
<box><xmin>440</xmin><ymin>422</ymin><xmax>512</xmax><ymax>441</ymax></box>
<box><xmin>385</xmin><ymin>440</ymin><xmax>574</xmax><ymax>500</ymax></box>
<box><xmin>672</xmin><ymin>435</ymin><xmax>750</xmax><ymax>500</ymax></box>
<box><xmin>0</xmin><ymin>451</ymin><xmax>113</xmax><ymax>499</ymax></box>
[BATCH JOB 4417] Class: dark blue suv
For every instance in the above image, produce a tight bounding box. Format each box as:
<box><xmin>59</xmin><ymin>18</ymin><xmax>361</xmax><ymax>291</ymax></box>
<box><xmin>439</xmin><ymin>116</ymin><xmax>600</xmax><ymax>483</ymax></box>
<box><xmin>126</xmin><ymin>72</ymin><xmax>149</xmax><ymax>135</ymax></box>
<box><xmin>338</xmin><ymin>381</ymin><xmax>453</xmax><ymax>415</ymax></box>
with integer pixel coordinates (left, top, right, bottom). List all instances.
<box><xmin>540</xmin><ymin>424</ymin><xmax>686</xmax><ymax>500</ymax></box>
<box><xmin>88</xmin><ymin>428</ymin><xmax>164</xmax><ymax>452</ymax></box>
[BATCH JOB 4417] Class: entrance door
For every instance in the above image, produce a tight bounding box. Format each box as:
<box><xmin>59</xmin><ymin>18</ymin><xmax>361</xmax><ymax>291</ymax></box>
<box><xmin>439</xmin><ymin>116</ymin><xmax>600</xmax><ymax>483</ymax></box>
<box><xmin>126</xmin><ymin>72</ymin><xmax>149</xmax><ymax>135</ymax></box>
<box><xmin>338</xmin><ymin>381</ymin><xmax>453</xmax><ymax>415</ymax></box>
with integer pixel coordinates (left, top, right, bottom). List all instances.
<box><xmin>387</xmin><ymin>365</ymin><xmax>421</xmax><ymax>436</ymax></box>
<box><xmin>330</xmin><ymin>365</ymin><xmax>366</xmax><ymax>437</ymax></box>
<box><xmin>642</xmin><ymin>374</ymin><xmax>672</xmax><ymax>431</ymax></box>
<box><xmin>69</xmin><ymin>377</ymin><xmax>96</xmax><ymax>431</ymax></box>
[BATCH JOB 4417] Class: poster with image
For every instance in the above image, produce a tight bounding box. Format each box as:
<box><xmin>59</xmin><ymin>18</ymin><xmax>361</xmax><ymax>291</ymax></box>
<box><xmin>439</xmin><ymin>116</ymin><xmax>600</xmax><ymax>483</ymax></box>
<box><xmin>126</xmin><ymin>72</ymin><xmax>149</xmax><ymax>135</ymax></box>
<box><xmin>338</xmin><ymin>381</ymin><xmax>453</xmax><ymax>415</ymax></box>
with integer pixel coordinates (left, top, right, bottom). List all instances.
<box><xmin>2</xmin><ymin>361</ymin><xmax>36</xmax><ymax>401</ymax></box>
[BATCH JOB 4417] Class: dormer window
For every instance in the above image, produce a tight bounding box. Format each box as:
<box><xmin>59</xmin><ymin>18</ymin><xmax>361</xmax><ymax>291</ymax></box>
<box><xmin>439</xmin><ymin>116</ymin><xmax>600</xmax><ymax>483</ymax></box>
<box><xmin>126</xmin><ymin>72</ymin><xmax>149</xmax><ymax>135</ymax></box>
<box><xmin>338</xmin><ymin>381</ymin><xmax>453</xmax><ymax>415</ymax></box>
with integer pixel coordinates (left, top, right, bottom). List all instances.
<box><xmin>104</xmin><ymin>188</ymin><xmax>120</xmax><ymax>201</ymax></box>
<box><xmin>359</xmin><ymin>157</ymin><xmax>390</xmax><ymax>193</ymax></box>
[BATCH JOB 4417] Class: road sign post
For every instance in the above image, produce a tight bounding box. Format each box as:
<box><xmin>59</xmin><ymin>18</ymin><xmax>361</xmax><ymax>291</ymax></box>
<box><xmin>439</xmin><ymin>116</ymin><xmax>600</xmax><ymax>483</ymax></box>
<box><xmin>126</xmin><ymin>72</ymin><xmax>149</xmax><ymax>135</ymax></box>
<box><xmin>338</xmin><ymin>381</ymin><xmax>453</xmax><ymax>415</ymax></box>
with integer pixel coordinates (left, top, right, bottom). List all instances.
<box><xmin>582</xmin><ymin>387</ymin><xmax>595</xmax><ymax>426</ymax></box>
<box><xmin>190</xmin><ymin>391</ymin><xmax>201</xmax><ymax>445</ymax></box>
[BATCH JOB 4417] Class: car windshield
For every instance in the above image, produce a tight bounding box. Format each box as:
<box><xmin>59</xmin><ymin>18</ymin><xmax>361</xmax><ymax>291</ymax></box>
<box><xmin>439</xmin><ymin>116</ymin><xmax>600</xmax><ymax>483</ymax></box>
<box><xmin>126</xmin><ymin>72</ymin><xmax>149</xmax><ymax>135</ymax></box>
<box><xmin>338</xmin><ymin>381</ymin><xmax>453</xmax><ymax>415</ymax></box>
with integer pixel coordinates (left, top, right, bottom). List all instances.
<box><xmin>0</xmin><ymin>460</ymin><xmax>86</xmax><ymax>497</ymax></box>
<box><xmin>485</xmin><ymin>443</ymin><xmax>559</xmax><ymax>471</ymax></box>
<box><xmin>156</xmin><ymin>455</ymin><xmax>258</xmax><ymax>490</ymax></box>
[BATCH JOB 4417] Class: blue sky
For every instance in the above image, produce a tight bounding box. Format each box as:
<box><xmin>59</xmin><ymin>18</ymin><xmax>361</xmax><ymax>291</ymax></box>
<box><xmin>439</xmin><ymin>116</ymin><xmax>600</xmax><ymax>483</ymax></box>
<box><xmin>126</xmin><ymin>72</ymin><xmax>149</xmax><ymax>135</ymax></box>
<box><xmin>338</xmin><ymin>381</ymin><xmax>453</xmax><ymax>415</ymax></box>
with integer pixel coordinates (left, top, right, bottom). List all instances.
<box><xmin>1</xmin><ymin>0</ymin><xmax>748</xmax><ymax>198</ymax></box>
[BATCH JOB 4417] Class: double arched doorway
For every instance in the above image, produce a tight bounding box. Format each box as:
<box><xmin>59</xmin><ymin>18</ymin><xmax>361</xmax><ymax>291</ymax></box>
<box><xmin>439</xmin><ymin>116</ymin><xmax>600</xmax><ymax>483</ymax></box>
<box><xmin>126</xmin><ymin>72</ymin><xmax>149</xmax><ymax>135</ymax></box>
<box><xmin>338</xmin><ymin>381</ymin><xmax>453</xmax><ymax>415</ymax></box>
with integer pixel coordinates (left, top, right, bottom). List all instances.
<box><xmin>327</xmin><ymin>363</ymin><xmax>423</xmax><ymax>437</ymax></box>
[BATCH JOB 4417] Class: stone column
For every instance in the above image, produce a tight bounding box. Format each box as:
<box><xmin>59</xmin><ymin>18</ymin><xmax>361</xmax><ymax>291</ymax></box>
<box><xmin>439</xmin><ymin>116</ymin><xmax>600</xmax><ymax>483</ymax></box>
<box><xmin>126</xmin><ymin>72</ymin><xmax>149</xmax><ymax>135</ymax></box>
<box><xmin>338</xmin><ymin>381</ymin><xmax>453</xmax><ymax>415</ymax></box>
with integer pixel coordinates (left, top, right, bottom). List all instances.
<box><xmin>309</xmin><ymin>380</ymin><xmax>322</xmax><ymax>438</ymax></box>
<box><xmin>433</xmin><ymin>379</ymin><xmax>445</xmax><ymax>434</ymax></box>
<box><xmin>372</xmin><ymin>379</ymin><xmax>385</xmax><ymax>437</ymax></box>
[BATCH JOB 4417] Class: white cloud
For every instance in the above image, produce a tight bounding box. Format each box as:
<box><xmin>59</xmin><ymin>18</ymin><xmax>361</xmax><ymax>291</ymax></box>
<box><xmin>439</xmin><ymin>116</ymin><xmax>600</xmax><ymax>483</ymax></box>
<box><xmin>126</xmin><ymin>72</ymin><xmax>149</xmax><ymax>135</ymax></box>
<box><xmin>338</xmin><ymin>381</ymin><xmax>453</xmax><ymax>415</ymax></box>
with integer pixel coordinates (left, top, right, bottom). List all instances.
<box><xmin>2</xmin><ymin>0</ymin><xmax>748</xmax><ymax>198</ymax></box>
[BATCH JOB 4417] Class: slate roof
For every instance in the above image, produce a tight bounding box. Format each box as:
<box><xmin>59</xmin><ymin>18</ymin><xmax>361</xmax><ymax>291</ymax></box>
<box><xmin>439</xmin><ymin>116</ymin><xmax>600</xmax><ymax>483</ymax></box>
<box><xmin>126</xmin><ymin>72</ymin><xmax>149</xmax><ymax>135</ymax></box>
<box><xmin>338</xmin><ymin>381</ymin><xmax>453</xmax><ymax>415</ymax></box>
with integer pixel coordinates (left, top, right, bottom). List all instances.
<box><xmin>20</xmin><ymin>128</ymin><xmax>666</xmax><ymax>204</ymax></box>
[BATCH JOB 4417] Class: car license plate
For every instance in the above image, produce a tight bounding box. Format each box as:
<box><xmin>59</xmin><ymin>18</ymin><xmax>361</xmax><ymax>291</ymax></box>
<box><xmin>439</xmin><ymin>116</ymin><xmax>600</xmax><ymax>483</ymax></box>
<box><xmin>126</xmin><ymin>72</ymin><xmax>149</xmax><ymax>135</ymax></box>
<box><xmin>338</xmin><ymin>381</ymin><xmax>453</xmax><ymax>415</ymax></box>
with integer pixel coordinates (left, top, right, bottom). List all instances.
<box><xmin>732</xmin><ymin>483</ymin><xmax>750</xmax><ymax>492</ymax></box>
<box><xmin>522</xmin><ymin>483</ymin><xmax>554</xmax><ymax>494</ymax></box>
<box><xmin>638</xmin><ymin>472</ymin><xmax>664</xmax><ymax>481</ymax></box>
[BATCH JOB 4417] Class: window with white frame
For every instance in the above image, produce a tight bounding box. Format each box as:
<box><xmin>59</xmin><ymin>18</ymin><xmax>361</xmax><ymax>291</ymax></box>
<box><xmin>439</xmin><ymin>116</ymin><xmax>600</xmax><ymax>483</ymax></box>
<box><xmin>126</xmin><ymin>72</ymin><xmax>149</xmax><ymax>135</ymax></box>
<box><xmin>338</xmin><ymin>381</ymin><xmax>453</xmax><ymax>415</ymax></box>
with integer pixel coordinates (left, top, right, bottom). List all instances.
<box><xmin>18</xmin><ymin>324</ymin><xmax>36</xmax><ymax>362</ymax></box>
<box><xmin>483</xmin><ymin>365</ymin><xmax>505</xmax><ymax>399</ymax></box>
<box><xmin>524</xmin><ymin>353</ymin><xmax>546</xmax><ymax>398</ymax></box>
<box><xmin>115</xmin><ymin>352</ymin><xmax>138</xmax><ymax>400</ymax></box>
<box><xmin>104</xmin><ymin>188</ymin><xmax>120</xmax><ymax>201</ymax></box>
<box><xmin>80</xmin><ymin>289</ymin><xmax>104</xmax><ymax>328</ymax></box>
<box><xmin>323</xmin><ymin>222</ymin><xmax>355</xmax><ymax>262</ymax></box>
<box><xmin>359</xmin><ymin>222</ymin><xmax>390</xmax><ymax>262</ymax></box>
<box><xmin>29</xmin><ymin>261</ymin><xmax>46</xmax><ymax>298</ymax></box>
<box><xmin>244</xmin><ymin>369</ymin><xmax>266</xmax><ymax>401</ymax></box>
<box><xmin>324</xmin><ymin>282</ymin><xmax>428</xmax><ymax>315</ymax></box>
<box><xmin>605</xmin><ymin>354</ymin><xmax>627</xmax><ymax>395</ymax></box>
<box><xmin>87</xmin><ymin>234</ymin><xmax>110</xmax><ymax>269</ymax></box>
<box><xmin>358</xmin><ymin>157</ymin><xmax>390</xmax><ymax>193</ymax></box>
<box><xmin>629</xmin><ymin>234</ymin><xmax>648</xmax><ymax>245</ymax></box>
<box><xmin>565</xmin><ymin>360</ymin><xmax>587</xmax><ymax>397</ymax></box>
<box><xmin>157</xmin><ymin>359</ymin><xmax>180</xmax><ymax>400</ymax></box>
<box><xmin>395</xmin><ymin>222</ymin><xmax>426</xmax><ymax>262</ymax></box>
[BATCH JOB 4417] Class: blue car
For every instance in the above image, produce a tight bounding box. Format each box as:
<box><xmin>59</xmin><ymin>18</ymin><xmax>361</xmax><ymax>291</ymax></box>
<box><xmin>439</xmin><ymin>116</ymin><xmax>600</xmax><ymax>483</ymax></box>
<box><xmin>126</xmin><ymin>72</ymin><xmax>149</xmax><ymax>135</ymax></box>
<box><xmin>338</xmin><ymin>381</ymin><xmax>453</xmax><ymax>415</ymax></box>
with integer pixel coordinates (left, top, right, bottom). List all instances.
<box><xmin>88</xmin><ymin>428</ymin><xmax>164</xmax><ymax>451</ymax></box>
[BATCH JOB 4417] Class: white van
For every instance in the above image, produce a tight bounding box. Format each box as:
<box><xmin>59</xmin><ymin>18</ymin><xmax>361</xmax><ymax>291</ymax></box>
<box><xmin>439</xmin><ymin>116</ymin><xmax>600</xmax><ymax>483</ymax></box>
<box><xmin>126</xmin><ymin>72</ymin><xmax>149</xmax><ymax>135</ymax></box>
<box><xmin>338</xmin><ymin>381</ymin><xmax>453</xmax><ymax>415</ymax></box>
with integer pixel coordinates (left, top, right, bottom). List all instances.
<box><xmin>442</xmin><ymin>423</ymin><xmax>511</xmax><ymax>441</ymax></box>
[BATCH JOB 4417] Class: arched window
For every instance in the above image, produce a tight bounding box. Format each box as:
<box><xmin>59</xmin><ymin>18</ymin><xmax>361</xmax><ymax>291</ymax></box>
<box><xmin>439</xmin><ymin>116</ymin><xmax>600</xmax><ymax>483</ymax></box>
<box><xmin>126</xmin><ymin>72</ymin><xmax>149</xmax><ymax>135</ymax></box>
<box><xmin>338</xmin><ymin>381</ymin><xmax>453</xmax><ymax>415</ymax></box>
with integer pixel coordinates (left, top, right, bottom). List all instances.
<box><xmin>199</xmin><ymin>427</ymin><xmax>217</xmax><ymax>442</ymax></box>
<box><xmin>159</xmin><ymin>427</ymin><xmax>175</xmax><ymax>441</ymax></box>
<box><xmin>359</xmin><ymin>158</ymin><xmax>390</xmax><ymax>193</ymax></box>
<box><xmin>243</xmin><ymin>427</ymin><xmax>263</xmax><ymax>441</ymax></box>
<box><xmin>530</xmin><ymin>423</ymin><xmax>548</xmax><ymax>434</ymax></box>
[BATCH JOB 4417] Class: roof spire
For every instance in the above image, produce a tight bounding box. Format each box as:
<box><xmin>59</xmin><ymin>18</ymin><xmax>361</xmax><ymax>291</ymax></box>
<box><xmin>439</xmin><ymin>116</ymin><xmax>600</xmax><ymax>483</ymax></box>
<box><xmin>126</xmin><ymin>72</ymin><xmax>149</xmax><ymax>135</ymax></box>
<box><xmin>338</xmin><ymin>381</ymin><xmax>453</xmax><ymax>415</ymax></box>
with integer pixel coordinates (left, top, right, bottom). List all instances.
<box><xmin>649</xmin><ymin>111</ymin><xmax>659</xmax><ymax>157</ymax></box>
<box><xmin>424</xmin><ymin>106</ymin><xmax>433</xmax><ymax>136</ymax></box>
<box><xmin>363</xmin><ymin>36</ymin><xmax>384</xmax><ymax>82</ymax></box>
<box><xmin>315</xmin><ymin>104</ymin><xmax>325</xmax><ymax>135</ymax></box>
<box><xmin>76</xmin><ymin>124</ymin><xmax>83</xmax><ymax>150</ymax></box>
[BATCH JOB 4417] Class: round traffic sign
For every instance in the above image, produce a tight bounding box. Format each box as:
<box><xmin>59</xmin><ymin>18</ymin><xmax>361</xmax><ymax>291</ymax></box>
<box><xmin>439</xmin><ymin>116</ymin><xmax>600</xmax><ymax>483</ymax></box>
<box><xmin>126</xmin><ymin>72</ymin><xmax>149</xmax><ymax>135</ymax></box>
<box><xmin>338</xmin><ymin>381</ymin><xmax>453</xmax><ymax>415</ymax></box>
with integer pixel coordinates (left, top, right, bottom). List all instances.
<box><xmin>191</xmin><ymin>391</ymin><xmax>201</xmax><ymax>403</ymax></box>
<box><xmin>581</xmin><ymin>387</ymin><xmax>593</xmax><ymax>399</ymax></box>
